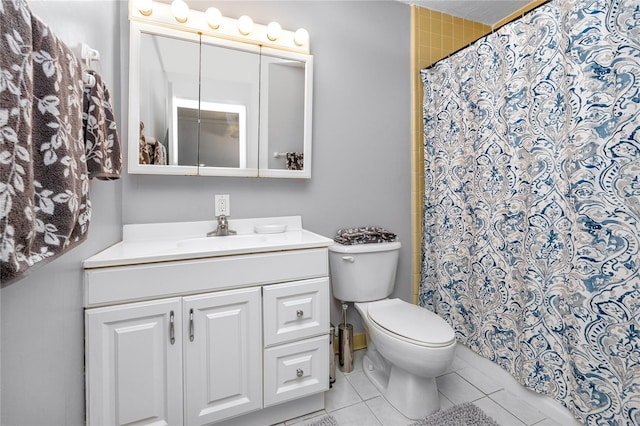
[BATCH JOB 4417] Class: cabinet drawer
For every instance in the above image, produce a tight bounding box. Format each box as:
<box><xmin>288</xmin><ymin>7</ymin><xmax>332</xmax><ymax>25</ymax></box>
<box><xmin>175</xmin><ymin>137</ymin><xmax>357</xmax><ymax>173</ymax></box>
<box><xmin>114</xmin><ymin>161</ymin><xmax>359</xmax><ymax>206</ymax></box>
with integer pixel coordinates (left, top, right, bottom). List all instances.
<box><xmin>263</xmin><ymin>278</ymin><xmax>329</xmax><ymax>346</ymax></box>
<box><xmin>264</xmin><ymin>335</ymin><xmax>329</xmax><ymax>407</ymax></box>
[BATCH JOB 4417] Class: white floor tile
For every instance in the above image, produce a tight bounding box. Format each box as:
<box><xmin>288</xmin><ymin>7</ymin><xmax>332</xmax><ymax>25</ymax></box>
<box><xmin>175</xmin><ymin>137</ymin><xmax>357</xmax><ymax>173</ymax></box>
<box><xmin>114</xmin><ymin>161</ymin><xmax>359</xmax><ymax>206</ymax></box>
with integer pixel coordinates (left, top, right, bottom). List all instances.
<box><xmin>473</xmin><ymin>397</ymin><xmax>527</xmax><ymax>426</ymax></box>
<box><xmin>319</xmin><ymin>348</ymin><xmax>580</xmax><ymax>426</ymax></box>
<box><xmin>330</xmin><ymin>401</ymin><xmax>382</xmax><ymax>426</ymax></box>
<box><xmin>333</xmin><ymin>368</ymin><xmax>347</xmax><ymax>385</ymax></box>
<box><xmin>442</xmin><ymin>353</ymin><xmax>471</xmax><ymax>375</ymax></box>
<box><xmin>452</xmin><ymin>344</ymin><xmax>579</xmax><ymax>425</ymax></box>
<box><xmin>284</xmin><ymin>409</ymin><xmax>327</xmax><ymax>425</ymax></box>
<box><xmin>345</xmin><ymin>370</ymin><xmax>380</xmax><ymax>401</ymax></box>
<box><xmin>324</xmin><ymin>373</ymin><xmax>362</xmax><ymax>412</ymax></box>
<box><xmin>436</xmin><ymin>372</ymin><xmax>484</xmax><ymax>404</ymax></box>
<box><xmin>457</xmin><ymin>366</ymin><xmax>503</xmax><ymax>394</ymax></box>
<box><xmin>365</xmin><ymin>396</ymin><xmax>412</xmax><ymax>426</ymax></box>
<box><xmin>438</xmin><ymin>392</ymin><xmax>455</xmax><ymax>411</ymax></box>
<box><xmin>531</xmin><ymin>418</ymin><xmax>563</xmax><ymax>426</ymax></box>
<box><xmin>490</xmin><ymin>389</ymin><xmax>546</xmax><ymax>425</ymax></box>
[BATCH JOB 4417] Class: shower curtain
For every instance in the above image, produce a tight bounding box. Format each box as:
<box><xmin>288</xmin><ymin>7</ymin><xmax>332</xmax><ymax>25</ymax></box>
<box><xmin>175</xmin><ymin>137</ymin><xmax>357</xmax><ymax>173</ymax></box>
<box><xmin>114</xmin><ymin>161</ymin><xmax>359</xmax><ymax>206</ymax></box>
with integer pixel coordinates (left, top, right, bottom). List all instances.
<box><xmin>419</xmin><ymin>0</ymin><xmax>639</xmax><ymax>424</ymax></box>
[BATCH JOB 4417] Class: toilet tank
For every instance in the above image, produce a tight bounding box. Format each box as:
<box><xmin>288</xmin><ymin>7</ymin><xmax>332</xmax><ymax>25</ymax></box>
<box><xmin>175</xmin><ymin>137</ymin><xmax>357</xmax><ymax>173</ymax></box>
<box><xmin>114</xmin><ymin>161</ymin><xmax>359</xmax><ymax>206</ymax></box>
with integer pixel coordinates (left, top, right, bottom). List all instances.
<box><xmin>328</xmin><ymin>241</ymin><xmax>401</xmax><ymax>302</ymax></box>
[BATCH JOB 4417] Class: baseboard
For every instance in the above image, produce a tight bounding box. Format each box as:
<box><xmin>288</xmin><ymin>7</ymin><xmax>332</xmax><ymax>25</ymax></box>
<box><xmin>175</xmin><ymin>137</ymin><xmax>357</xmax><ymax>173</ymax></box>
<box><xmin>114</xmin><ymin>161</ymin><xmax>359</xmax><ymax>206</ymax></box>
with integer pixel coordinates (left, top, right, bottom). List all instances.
<box><xmin>333</xmin><ymin>333</ymin><xmax>367</xmax><ymax>352</ymax></box>
<box><xmin>353</xmin><ymin>332</ymin><xmax>367</xmax><ymax>350</ymax></box>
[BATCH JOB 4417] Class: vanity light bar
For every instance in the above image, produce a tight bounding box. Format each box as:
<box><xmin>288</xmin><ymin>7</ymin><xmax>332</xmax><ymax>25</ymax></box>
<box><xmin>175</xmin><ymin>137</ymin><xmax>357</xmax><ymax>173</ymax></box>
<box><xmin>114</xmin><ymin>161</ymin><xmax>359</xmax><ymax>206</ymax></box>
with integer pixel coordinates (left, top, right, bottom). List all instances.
<box><xmin>129</xmin><ymin>0</ymin><xmax>310</xmax><ymax>54</ymax></box>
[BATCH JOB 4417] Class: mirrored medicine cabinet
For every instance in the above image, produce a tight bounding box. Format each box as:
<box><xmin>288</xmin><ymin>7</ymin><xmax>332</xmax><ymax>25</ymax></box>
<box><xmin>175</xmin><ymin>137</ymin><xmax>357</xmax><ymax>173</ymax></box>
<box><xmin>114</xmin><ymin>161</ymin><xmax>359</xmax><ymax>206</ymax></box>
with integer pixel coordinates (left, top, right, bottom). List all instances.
<box><xmin>128</xmin><ymin>16</ymin><xmax>313</xmax><ymax>178</ymax></box>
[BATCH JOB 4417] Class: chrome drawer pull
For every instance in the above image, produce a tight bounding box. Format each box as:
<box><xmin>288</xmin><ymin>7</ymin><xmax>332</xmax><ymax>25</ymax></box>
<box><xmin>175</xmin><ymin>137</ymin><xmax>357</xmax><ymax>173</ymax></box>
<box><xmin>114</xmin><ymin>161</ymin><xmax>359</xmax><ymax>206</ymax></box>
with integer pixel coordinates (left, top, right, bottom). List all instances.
<box><xmin>189</xmin><ymin>308</ymin><xmax>194</xmax><ymax>342</ymax></box>
<box><xmin>169</xmin><ymin>311</ymin><xmax>175</xmax><ymax>345</ymax></box>
<box><xmin>296</xmin><ymin>368</ymin><xmax>303</xmax><ymax>378</ymax></box>
<box><xmin>296</xmin><ymin>309</ymin><xmax>304</xmax><ymax>318</ymax></box>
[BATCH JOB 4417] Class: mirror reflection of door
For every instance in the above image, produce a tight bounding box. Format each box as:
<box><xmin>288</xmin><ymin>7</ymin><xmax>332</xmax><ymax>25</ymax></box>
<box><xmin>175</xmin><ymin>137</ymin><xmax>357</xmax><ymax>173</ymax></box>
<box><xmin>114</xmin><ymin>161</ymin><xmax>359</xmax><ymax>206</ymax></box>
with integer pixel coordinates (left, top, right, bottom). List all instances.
<box><xmin>199</xmin><ymin>108</ymin><xmax>245</xmax><ymax>168</ymax></box>
<box><xmin>139</xmin><ymin>32</ymin><xmax>199</xmax><ymax>166</ymax></box>
<box><xmin>174</xmin><ymin>100</ymin><xmax>246</xmax><ymax>168</ymax></box>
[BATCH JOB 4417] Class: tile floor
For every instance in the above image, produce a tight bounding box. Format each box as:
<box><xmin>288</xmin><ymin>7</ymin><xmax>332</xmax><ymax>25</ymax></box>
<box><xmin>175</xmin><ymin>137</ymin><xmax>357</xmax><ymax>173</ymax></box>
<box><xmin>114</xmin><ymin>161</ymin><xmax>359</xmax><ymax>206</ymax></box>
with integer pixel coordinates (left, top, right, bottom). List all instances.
<box><xmin>279</xmin><ymin>343</ymin><xmax>582</xmax><ymax>426</ymax></box>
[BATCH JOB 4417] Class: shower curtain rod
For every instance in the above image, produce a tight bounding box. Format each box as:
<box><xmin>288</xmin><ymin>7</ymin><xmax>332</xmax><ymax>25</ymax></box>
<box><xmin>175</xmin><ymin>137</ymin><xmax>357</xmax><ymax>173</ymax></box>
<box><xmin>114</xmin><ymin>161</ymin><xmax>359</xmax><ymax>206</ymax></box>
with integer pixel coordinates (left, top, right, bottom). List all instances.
<box><xmin>421</xmin><ymin>0</ymin><xmax>553</xmax><ymax>72</ymax></box>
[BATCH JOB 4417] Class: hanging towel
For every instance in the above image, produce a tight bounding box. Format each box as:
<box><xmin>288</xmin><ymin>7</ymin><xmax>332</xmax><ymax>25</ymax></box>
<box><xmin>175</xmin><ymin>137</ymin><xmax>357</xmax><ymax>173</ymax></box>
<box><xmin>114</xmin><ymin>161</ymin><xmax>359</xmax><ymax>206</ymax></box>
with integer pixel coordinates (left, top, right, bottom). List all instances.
<box><xmin>152</xmin><ymin>138</ymin><xmax>167</xmax><ymax>165</ymax></box>
<box><xmin>334</xmin><ymin>227</ymin><xmax>398</xmax><ymax>245</ymax></box>
<box><xmin>139</xmin><ymin>122</ymin><xmax>152</xmax><ymax>165</ymax></box>
<box><xmin>82</xmin><ymin>70</ymin><xmax>122</xmax><ymax>180</ymax></box>
<box><xmin>286</xmin><ymin>152</ymin><xmax>304</xmax><ymax>170</ymax></box>
<box><xmin>0</xmin><ymin>1</ymin><xmax>90</xmax><ymax>286</ymax></box>
<box><xmin>139</xmin><ymin>121</ymin><xmax>167</xmax><ymax>165</ymax></box>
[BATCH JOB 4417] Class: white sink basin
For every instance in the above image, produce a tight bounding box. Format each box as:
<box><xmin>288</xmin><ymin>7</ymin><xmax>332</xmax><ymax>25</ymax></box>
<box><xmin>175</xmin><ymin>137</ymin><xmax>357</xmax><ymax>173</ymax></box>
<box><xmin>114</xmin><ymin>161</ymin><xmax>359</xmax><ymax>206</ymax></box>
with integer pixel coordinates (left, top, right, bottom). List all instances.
<box><xmin>176</xmin><ymin>233</ymin><xmax>289</xmax><ymax>252</ymax></box>
<box><xmin>83</xmin><ymin>216</ymin><xmax>333</xmax><ymax>268</ymax></box>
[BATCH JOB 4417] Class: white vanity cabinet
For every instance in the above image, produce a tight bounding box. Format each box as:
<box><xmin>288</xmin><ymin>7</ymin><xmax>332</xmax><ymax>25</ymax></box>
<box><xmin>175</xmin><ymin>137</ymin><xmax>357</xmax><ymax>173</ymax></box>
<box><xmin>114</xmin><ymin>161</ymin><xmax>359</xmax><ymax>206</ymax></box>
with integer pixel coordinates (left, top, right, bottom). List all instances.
<box><xmin>183</xmin><ymin>287</ymin><xmax>263</xmax><ymax>425</ymax></box>
<box><xmin>83</xmin><ymin>218</ymin><xmax>333</xmax><ymax>426</ymax></box>
<box><xmin>85</xmin><ymin>287</ymin><xmax>263</xmax><ymax>426</ymax></box>
<box><xmin>85</xmin><ymin>298</ymin><xmax>184</xmax><ymax>426</ymax></box>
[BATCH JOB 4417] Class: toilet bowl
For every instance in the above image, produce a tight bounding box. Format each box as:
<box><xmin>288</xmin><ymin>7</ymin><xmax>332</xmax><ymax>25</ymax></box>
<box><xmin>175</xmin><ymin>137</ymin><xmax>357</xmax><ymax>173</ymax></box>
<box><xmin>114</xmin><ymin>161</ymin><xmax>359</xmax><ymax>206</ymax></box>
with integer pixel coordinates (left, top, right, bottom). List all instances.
<box><xmin>355</xmin><ymin>299</ymin><xmax>456</xmax><ymax>419</ymax></box>
<box><xmin>328</xmin><ymin>241</ymin><xmax>456</xmax><ymax>419</ymax></box>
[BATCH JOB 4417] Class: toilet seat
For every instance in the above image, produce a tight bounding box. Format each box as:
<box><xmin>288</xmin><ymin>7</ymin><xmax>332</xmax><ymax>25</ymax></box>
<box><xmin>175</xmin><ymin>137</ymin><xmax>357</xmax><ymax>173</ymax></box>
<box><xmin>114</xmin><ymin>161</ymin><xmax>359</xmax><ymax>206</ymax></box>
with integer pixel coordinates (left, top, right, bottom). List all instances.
<box><xmin>367</xmin><ymin>299</ymin><xmax>455</xmax><ymax>348</ymax></box>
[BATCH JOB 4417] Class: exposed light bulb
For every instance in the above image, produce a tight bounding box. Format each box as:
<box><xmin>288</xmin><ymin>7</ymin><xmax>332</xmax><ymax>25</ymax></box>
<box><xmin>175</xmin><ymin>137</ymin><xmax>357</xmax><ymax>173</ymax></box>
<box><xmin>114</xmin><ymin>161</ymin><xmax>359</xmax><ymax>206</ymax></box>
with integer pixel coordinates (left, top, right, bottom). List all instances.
<box><xmin>294</xmin><ymin>28</ymin><xmax>309</xmax><ymax>46</ymax></box>
<box><xmin>171</xmin><ymin>0</ymin><xmax>189</xmax><ymax>23</ymax></box>
<box><xmin>237</xmin><ymin>15</ymin><xmax>254</xmax><ymax>35</ymax></box>
<box><xmin>205</xmin><ymin>7</ymin><xmax>222</xmax><ymax>29</ymax></box>
<box><xmin>135</xmin><ymin>0</ymin><xmax>153</xmax><ymax>16</ymax></box>
<box><xmin>266</xmin><ymin>21</ymin><xmax>282</xmax><ymax>41</ymax></box>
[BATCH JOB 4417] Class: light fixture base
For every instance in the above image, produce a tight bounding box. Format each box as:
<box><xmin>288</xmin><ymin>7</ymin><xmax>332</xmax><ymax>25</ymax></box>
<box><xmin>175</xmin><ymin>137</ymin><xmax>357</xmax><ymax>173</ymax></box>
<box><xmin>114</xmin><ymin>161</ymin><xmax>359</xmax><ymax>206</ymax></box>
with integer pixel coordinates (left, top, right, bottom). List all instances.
<box><xmin>128</xmin><ymin>0</ymin><xmax>310</xmax><ymax>54</ymax></box>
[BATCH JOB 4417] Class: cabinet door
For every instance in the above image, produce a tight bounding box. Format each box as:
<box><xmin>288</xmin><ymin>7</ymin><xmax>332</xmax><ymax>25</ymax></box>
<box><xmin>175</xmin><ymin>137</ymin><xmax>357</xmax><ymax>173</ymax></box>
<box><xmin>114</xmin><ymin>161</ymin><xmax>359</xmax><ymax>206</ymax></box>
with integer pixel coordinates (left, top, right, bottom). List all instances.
<box><xmin>183</xmin><ymin>287</ymin><xmax>262</xmax><ymax>425</ymax></box>
<box><xmin>85</xmin><ymin>298</ymin><xmax>183</xmax><ymax>426</ymax></box>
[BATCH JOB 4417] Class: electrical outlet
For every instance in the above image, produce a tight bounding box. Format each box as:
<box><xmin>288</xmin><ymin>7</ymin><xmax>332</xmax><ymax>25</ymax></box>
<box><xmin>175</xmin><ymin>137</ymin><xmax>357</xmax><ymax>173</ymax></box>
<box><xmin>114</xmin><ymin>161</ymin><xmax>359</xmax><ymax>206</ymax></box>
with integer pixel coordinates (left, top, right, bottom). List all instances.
<box><xmin>214</xmin><ymin>194</ymin><xmax>230</xmax><ymax>217</ymax></box>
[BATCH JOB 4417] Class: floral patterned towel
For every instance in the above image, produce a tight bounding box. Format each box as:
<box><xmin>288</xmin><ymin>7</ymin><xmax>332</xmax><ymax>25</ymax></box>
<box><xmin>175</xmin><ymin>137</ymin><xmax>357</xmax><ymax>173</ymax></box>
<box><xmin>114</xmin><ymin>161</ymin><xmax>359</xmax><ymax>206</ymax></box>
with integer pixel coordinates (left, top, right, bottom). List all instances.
<box><xmin>1</xmin><ymin>0</ymin><xmax>90</xmax><ymax>286</ymax></box>
<box><xmin>334</xmin><ymin>226</ymin><xmax>397</xmax><ymax>245</ymax></box>
<box><xmin>286</xmin><ymin>151</ymin><xmax>304</xmax><ymax>170</ymax></box>
<box><xmin>82</xmin><ymin>70</ymin><xmax>121</xmax><ymax>180</ymax></box>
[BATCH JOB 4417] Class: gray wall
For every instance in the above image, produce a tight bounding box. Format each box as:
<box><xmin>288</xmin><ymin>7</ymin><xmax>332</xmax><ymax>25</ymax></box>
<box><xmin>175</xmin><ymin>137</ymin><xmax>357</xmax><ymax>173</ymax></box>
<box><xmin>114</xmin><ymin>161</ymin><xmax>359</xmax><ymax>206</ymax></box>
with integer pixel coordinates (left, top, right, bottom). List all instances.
<box><xmin>1</xmin><ymin>1</ymin><xmax>411</xmax><ymax>424</ymax></box>
<box><xmin>0</xmin><ymin>2</ymin><xmax>125</xmax><ymax>425</ymax></box>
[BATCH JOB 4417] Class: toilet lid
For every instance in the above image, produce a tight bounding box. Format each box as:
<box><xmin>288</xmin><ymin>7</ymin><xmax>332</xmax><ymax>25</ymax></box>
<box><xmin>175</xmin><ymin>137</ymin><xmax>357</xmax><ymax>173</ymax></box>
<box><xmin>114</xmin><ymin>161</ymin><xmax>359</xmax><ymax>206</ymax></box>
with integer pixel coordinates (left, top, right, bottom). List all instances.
<box><xmin>367</xmin><ymin>299</ymin><xmax>455</xmax><ymax>347</ymax></box>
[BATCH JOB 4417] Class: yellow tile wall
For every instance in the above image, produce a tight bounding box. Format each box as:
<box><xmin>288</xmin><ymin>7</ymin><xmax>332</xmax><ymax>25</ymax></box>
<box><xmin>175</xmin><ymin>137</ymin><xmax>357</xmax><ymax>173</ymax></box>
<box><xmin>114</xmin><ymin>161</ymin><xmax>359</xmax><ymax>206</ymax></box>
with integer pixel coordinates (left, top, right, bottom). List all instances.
<box><xmin>410</xmin><ymin>2</ymin><xmax>547</xmax><ymax>303</ymax></box>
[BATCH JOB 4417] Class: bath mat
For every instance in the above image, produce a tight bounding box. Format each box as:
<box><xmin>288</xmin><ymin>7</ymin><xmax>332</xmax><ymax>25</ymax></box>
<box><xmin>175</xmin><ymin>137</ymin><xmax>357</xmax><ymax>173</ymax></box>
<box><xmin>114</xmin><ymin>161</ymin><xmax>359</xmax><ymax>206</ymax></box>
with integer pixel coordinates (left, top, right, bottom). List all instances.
<box><xmin>410</xmin><ymin>402</ymin><xmax>500</xmax><ymax>426</ymax></box>
<box><xmin>302</xmin><ymin>414</ymin><xmax>339</xmax><ymax>426</ymax></box>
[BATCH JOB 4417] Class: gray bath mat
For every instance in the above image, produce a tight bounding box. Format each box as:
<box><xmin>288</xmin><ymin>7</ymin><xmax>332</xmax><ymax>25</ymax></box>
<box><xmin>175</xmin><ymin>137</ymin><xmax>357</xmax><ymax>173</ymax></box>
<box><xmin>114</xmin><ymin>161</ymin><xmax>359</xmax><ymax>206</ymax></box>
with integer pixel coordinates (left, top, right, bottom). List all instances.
<box><xmin>303</xmin><ymin>414</ymin><xmax>339</xmax><ymax>426</ymax></box>
<box><xmin>302</xmin><ymin>403</ymin><xmax>497</xmax><ymax>426</ymax></box>
<box><xmin>410</xmin><ymin>402</ymin><xmax>500</xmax><ymax>426</ymax></box>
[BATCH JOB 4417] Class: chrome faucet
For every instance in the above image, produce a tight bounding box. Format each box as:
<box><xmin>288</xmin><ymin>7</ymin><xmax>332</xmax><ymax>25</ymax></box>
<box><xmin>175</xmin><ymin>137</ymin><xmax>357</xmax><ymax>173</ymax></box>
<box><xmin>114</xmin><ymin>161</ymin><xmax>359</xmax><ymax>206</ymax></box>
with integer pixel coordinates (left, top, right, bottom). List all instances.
<box><xmin>207</xmin><ymin>215</ymin><xmax>237</xmax><ymax>237</ymax></box>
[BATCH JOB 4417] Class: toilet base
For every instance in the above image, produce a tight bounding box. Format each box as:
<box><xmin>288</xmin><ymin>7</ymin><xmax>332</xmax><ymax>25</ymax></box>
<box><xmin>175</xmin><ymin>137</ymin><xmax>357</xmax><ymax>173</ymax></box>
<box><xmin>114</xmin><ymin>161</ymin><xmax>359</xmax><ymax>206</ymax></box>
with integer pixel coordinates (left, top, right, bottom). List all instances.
<box><xmin>361</xmin><ymin>345</ymin><xmax>440</xmax><ymax>420</ymax></box>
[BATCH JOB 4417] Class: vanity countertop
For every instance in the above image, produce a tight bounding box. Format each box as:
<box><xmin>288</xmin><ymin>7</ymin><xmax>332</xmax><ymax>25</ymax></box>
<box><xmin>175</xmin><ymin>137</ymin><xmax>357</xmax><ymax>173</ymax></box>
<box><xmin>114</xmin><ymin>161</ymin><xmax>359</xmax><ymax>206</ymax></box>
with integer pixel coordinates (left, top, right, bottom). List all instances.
<box><xmin>84</xmin><ymin>216</ymin><xmax>334</xmax><ymax>269</ymax></box>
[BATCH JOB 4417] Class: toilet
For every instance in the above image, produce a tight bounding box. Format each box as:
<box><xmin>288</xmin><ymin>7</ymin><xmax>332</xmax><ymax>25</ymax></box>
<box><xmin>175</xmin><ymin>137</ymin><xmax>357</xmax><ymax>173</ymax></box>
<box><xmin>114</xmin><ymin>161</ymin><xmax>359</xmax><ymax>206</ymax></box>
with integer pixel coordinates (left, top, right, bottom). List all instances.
<box><xmin>328</xmin><ymin>241</ymin><xmax>456</xmax><ymax>419</ymax></box>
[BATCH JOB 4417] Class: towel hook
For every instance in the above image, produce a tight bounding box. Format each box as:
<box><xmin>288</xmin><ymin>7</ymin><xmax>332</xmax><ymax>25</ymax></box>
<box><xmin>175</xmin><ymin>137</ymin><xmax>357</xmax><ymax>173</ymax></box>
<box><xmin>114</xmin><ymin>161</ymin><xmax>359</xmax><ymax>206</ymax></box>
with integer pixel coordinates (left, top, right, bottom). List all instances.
<box><xmin>81</xmin><ymin>43</ymin><xmax>100</xmax><ymax>68</ymax></box>
<box><xmin>80</xmin><ymin>43</ymin><xmax>100</xmax><ymax>88</ymax></box>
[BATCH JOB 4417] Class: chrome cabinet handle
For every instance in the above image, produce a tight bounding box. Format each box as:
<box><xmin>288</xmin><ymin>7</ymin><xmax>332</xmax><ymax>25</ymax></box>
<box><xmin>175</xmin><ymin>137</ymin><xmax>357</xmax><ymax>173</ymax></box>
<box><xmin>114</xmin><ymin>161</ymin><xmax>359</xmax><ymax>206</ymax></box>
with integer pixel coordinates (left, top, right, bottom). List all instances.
<box><xmin>296</xmin><ymin>368</ymin><xmax>303</xmax><ymax>378</ymax></box>
<box><xmin>169</xmin><ymin>310</ymin><xmax>175</xmax><ymax>345</ymax></box>
<box><xmin>189</xmin><ymin>308</ymin><xmax>194</xmax><ymax>342</ymax></box>
<box><xmin>296</xmin><ymin>309</ymin><xmax>304</xmax><ymax>318</ymax></box>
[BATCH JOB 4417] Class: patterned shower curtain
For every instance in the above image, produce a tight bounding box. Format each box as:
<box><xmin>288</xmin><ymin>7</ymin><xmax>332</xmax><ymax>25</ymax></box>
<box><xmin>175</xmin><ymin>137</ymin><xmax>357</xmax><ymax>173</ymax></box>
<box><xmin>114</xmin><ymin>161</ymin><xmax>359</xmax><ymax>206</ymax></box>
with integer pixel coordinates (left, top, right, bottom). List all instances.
<box><xmin>419</xmin><ymin>0</ymin><xmax>639</xmax><ymax>424</ymax></box>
